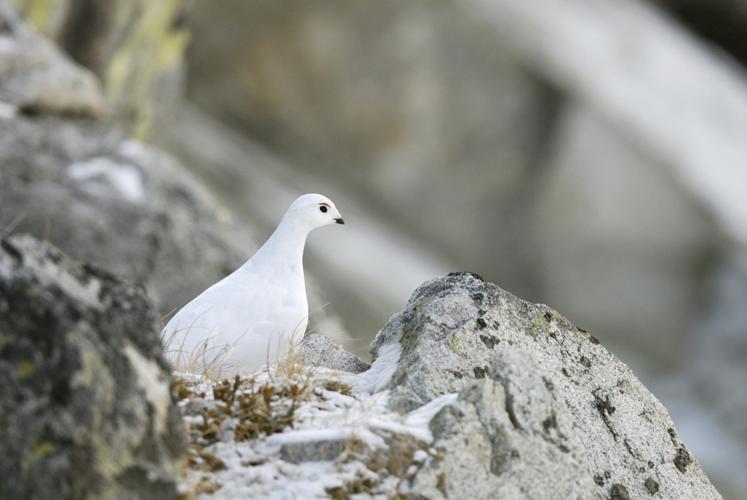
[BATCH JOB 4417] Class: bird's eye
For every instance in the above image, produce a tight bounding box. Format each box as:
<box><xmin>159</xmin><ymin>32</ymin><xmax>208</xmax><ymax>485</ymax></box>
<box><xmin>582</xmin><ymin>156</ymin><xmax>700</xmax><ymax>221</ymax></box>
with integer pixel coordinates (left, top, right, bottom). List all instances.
<box><xmin>319</xmin><ymin>206</ymin><xmax>328</xmax><ymax>213</ymax></box>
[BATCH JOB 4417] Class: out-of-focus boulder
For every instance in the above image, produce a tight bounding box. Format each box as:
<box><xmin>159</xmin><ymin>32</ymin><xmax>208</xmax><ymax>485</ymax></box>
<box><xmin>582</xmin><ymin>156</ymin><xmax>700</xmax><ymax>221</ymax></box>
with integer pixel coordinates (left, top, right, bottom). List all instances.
<box><xmin>0</xmin><ymin>111</ymin><xmax>254</xmax><ymax>318</ymax></box>
<box><xmin>0</xmin><ymin>1</ymin><xmax>104</xmax><ymax>117</ymax></box>
<box><xmin>13</xmin><ymin>0</ymin><xmax>189</xmax><ymax>138</ymax></box>
<box><xmin>532</xmin><ymin>107</ymin><xmax>717</xmax><ymax>364</ymax></box>
<box><xmin>691</xmin><ymin>254</ymin><xmax>747</xmax><ymax>442</ymax></box>
<box><xmin>0</xmin><ymin>235</ymin><xmax>184</xmax><ymax>499</ymax></box>
<box><xmin>466</xmin><ymin>0</ymin><xmax>747</xmax><ymax>246</ymax></box>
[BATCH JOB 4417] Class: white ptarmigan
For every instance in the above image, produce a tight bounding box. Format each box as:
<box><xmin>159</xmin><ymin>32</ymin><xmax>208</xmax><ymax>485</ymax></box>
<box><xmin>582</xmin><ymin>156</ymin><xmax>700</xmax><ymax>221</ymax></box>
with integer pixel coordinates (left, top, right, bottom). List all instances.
<box><xmin>161</xmin><ymin>193</ymin><xmax>344</xmax><ymax>376</ymax></box>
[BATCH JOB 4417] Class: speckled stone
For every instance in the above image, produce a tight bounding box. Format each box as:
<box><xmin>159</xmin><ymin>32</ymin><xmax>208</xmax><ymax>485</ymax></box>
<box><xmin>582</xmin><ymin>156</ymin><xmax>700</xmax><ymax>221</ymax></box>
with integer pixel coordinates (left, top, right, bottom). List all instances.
<box><xmin>298</xmin><ymin>333</ymin><xmax>369</xmax><ymax>374</ymax></box>
<box><xmin>0</xmin><ymin>235</ymin><xmax>185</xmax><ymax>500</ymax></box>
<box><xmin>369</xmin><ymin>272</ymin><xmax>721</xmax><ymax>499</ymax></box>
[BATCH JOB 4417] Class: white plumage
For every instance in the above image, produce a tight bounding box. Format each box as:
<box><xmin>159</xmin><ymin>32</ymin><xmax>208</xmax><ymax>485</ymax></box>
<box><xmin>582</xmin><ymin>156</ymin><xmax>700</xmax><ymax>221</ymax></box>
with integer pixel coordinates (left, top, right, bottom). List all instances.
<box><xmin>161</xmin><ymin>193</ymin><xmax>344</xmax><ymax>377</ymax></box>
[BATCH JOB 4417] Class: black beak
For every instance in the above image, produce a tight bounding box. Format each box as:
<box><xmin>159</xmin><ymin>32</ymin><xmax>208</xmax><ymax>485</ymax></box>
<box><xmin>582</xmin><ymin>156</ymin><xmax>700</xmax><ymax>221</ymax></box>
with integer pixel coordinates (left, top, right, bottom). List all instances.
<box><xmin>335</xmin><ymin>217</ymin><xmax>345</xmax><ymax>225</ymax></box>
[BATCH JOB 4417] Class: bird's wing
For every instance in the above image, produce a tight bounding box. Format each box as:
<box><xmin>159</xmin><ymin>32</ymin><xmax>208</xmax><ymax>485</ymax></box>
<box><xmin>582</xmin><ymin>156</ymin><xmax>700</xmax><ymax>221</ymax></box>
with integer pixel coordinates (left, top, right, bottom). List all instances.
<box><xmin>161</xmin><ymin>271</ymin><xmax>305</xmax><ymax>371</ymax></box>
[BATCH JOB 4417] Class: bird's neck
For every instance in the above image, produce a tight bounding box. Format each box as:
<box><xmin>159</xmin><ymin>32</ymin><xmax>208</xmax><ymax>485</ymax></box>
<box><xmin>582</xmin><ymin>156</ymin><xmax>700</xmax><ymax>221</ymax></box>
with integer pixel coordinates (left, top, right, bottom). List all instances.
<box><xmin>248</xmin><ymin>217</ymin><xmax>309</xmax><ymax>272</ymax></box>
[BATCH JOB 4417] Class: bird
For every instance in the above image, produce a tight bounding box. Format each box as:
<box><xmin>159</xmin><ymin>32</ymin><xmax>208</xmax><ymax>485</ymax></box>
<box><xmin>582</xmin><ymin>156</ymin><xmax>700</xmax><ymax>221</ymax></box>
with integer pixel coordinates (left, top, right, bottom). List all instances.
<box><xmin>161</xmin><ymin>193</ymin><xmax>344</xmax><ymax>377</ymax></box>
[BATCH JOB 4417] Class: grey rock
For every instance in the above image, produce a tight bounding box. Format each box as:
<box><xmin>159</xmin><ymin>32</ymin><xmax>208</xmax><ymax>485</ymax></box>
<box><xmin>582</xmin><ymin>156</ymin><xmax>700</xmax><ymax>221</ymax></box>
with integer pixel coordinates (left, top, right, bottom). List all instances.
<box><xmin>369</xmin><ymin>272</ymin><xmax>720</xmax><ymax>499</ymax></box>
<box><xmin>691</xmin><ymin>254</ymin><xmax>747</xmax><ymax>442</ymax></box>
<box><xmin>0</xmin><ymin>235</ymin><xmax>185</xmax><ymax>500</ymax></box>
<box><xmin>279</xmin><ymin>439</ymin><xmax>345</xmax><ymax>464</ymax></box>
<box><xmin>467</xmin><ymin>0</ymin><xmax>747</xmax><ymax>245</ymax></box>
<box><xmin>532</xmin><ymin>107</ymin><xmax>716</xmax><ymax>364</ymax></box>
<box><xmin>0</xmin><ymin>112</ymin><xmax>255</xmax><ymax>318</ymax></box>
<box><xmin>298</xmin><ymin>333</ymin><xmax>369</xmax><ymax>374</ymax></box>
<box><xmin>644</xmin><ymin>252</ymin><xmax>747</xmax><ymax>497</ymax></box>
<box><xmin>0</xmin><ymin>2</ymin><xmax>105</xmax><ymax>117</ymax></box>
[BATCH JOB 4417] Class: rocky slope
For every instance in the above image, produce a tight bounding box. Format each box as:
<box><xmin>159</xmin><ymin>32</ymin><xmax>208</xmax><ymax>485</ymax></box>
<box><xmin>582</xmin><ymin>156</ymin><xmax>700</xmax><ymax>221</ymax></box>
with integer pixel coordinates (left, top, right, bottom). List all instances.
<box><xmin>176</xmin><ymin>273</ymin><xmax>720</xmax><ymax>499</ymax></box>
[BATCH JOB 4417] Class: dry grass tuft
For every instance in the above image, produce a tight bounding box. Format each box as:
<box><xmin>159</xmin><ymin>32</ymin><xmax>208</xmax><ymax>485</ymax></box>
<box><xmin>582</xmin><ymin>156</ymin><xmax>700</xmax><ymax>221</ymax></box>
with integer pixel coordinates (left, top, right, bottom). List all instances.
<box><xmin>176</xmin><ymin>373</ymin><xmax>310</xmax><ymax>448</ymax></box>
<box><xmin>325</xmin><ymin>472</ymin><xmax>378</xmax><ymax>499</ymax></box>
<box><xmin>322</xmin><ymin>379</ymin><xmax>353</xmax><ymax>396</ymax></box>
<box><xmin>328</xmin><ymin>432</ymin><xmax>431</xmax><ymax>498</ymax></box>
<box><xmin>174</xmin><ymin>356</ymin><xmax>313</xmax><ymax>497</ymax></box>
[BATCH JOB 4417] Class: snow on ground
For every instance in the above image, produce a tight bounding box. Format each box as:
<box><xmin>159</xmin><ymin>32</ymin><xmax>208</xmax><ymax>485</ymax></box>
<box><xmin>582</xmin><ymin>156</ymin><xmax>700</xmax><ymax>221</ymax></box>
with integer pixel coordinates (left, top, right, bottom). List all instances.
<box><xmin>174</xmin><ymin>364</ymin><xmax>456</xmax><ymax>499</ymax></box>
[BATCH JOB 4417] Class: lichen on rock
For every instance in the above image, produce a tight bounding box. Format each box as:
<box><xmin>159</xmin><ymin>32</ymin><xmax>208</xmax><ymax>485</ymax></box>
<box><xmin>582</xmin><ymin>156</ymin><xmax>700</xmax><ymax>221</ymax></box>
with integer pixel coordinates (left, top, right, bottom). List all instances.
<box><xmin>368</xmin><ymin>272</ymin><xmax>721</xmax><ymax>499</ymax></box>
<box><xmin>0</xmin><ymin>235</ymin><xmax>185</xmax><ymax>500</ymax></box>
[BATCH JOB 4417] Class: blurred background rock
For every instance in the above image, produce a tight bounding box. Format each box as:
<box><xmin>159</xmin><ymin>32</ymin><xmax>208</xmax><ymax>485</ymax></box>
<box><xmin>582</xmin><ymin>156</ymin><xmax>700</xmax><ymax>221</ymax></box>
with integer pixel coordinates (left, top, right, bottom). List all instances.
<box><xmin>3</xmin><ymin>0</ymin><xmax>746</xmax><ymax>496</ymax></box>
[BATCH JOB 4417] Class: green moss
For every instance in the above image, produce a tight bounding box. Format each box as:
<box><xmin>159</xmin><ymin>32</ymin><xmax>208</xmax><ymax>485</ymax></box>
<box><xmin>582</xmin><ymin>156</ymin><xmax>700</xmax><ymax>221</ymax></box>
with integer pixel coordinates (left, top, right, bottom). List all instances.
<box><xmin>530</xmin><ymin>317</ymin><xmax>544</xmax><ymax>336</ymax></box>
<box><xmin>90</xmin><ymin>432</ymin><xmax>129</xmax><ymax>478</ymax></box>
<box><xmin>401</xmin><ymin>329</ymin><xmax>416</xmax><ymax>343</ymax></box>
<box><xmin>74</xmin><ymin>346</ymin><xmax>106</xmax><ymax>386</ymax></box>
<box><xmin>17</xmin><ymin>361</ymin><xmax>35</xmax><ymax>379</ymax></box>
<box><xmin>20</xmin><ymin>440</ymin><xmax>54</xmax><ymax>470</ymax></box>
<box><xmin>446</xmin><ymin>335</ymin><xmax>468</xmax><ymax>357</ymax></box>
<box><xmin>104</xmin><ymin>0</ymin><xmax>189</xmax><ymax>139</ymax></box>
<box><xmin>13</xmin><ymin>0</ymin><xmax>55</xmax><ymax>33</ymax></box>
<box><xmin>30</xmin><ymin>441</ymin><xmax>54</xmax><ymax>461</ymax></box>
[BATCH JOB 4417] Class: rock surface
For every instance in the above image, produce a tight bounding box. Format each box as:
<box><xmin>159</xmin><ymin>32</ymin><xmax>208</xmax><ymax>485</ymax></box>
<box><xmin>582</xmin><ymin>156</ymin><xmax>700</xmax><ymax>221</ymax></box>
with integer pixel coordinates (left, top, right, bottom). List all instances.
<box><xmin>367</xmin><ymin>273</ymin><xmax>720</xmax><ymax>499</ymax></box>
<box><xmin>12</xmin><ymin>0</ymin><xmax>190</xmax><ymax>138</ymax></box>
<box><xmin>297</xmin><ymin>332</ymin><xmax>370</xmax><ymax>374</ymax></box>
<box><xmin>0</xmin><ymin>112</ymin><xmax>255</xmax><ymax>318</ymax></box>
<box><xmin>0</xmin><ymin>235</ymin><xmax>184</xmax><ymax>499</ymax></box>
<box><xmin>0</xmin><ymin>1</ymin><xmax>105</xmax><ymax>117</ymax></box>
<box><xmin>0</xmin><ymin>0</ymin><xmax>254</xmax><ymax>318</ymax></box>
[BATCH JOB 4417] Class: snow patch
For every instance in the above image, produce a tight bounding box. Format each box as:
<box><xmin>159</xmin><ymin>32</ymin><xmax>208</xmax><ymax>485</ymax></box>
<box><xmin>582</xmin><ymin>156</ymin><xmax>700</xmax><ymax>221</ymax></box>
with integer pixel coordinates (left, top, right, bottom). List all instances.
<box><xmin>0</xmin><ymin>35</ymin><xmax>17</xmax><ymax>55</ymax></box>
<box><xmin>118</xmin><ymin>139</ymin><xmax>157</xmax><ymax>166</ymax></box>
<box><xmin>177</xmin><ymin>366</ymin><xmax>457</xmax><ymax>498</ymax></box>
<box><xmin>68</xmin><ymin>157</ymin><xmax>146</xmax><ymax>203</ymax></box>
<box><xmin>404</xmin><ymin>392</ymin><xmax>459</xmax><ymax>442</ymax></box>
<box><xmin>350</xmin><ymin>342</ymin><xmax>401</xmax><ymax>394</ymax></box>
<box><xmin>0</xmin><ymin>101</ymin><xmax>17</xmax><ymax>120</ymax></box>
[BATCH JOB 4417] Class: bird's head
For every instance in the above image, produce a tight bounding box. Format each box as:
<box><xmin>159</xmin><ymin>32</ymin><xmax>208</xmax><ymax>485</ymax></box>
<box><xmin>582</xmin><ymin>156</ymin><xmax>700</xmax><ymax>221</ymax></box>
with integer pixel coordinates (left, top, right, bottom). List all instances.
<box><xmin>286</xmin><ymin>193</ymin><xmax>344</xmax><ymax>231</ymax></box>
